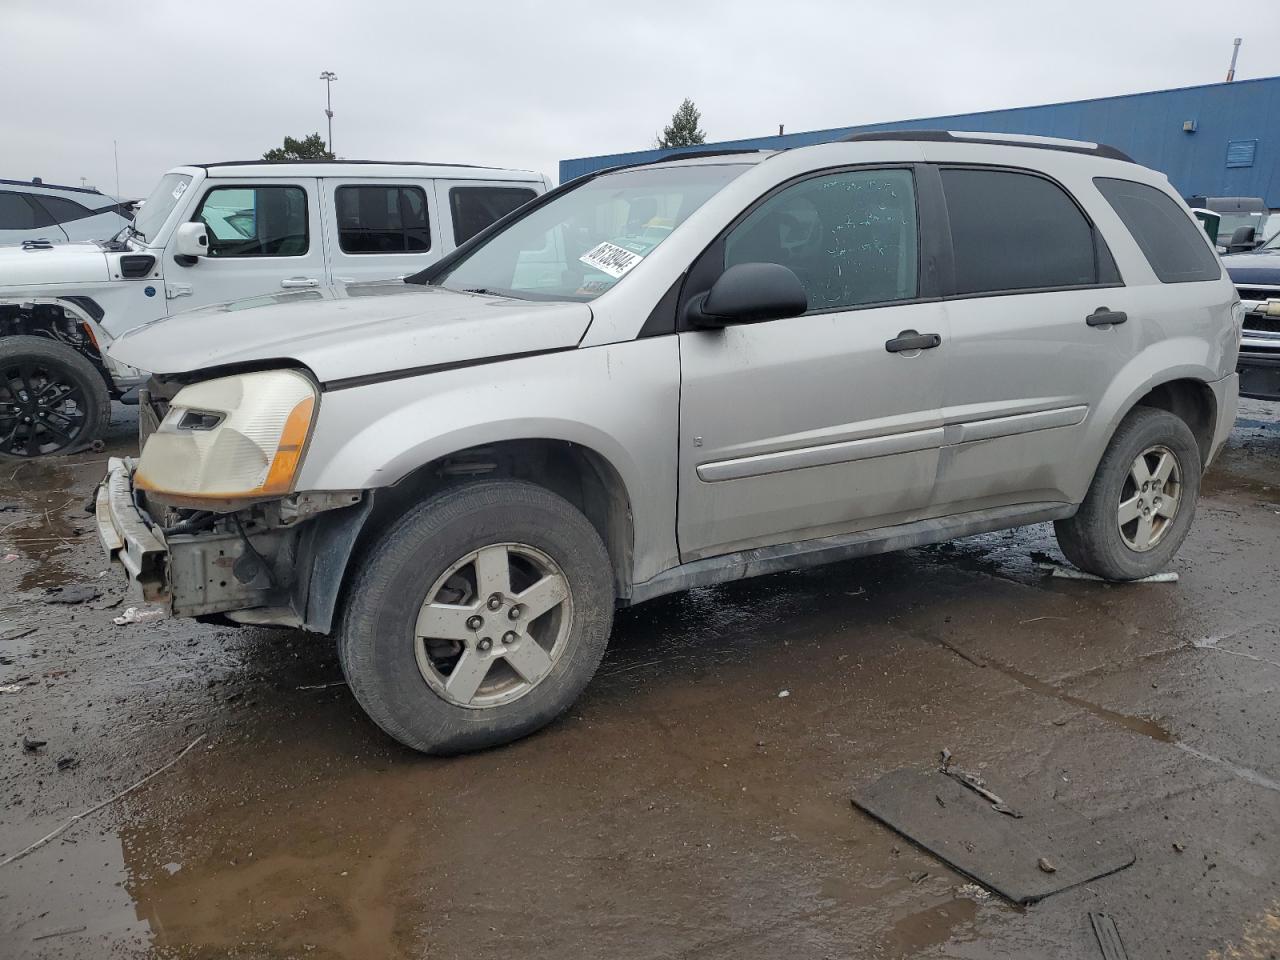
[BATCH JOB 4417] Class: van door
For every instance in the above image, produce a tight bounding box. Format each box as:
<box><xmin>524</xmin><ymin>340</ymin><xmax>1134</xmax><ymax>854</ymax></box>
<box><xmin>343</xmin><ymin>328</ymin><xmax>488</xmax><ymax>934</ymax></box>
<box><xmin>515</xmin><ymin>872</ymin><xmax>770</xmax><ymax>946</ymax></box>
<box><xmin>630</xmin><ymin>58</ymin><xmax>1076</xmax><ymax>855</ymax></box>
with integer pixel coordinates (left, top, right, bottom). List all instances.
<box><xmin>434</xmin><ymin>181</ymin><xmax>540</xmax><ymax>255</ymax></box>
<box><xmin>320</xmin><ymin>179</ymin><xmax>440</xmax><ymax>287</ymax></box>
<box><xmin>163</xmin><ymin>179</ymin><xmax>324</xmax><ymax>309</ymax></box>
<box><xmin>928</xmin><ymin>166</ymin><xmax>1136</xmax><ymax>513</ymax></box>
<box><xmin>676</xmin><ymin>167</ymin><xmax>947</xmax><ymax>560</ymax></box>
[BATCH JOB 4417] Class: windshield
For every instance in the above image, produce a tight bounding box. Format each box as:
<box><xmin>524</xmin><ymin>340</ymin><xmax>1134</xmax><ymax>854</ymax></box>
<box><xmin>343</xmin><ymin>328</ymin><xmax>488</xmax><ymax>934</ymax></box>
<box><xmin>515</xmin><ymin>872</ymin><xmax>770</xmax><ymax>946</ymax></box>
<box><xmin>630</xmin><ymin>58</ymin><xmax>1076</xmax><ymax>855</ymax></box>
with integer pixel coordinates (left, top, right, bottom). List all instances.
<box><xmin>434</xmin><ymin>163</ymin><xmax>750</xmax><ymax>301</ymax></box>
<box><xmin>131</xmin><ymin>172</ymin><xmax>194</xmax><ymax>242</ymax></box>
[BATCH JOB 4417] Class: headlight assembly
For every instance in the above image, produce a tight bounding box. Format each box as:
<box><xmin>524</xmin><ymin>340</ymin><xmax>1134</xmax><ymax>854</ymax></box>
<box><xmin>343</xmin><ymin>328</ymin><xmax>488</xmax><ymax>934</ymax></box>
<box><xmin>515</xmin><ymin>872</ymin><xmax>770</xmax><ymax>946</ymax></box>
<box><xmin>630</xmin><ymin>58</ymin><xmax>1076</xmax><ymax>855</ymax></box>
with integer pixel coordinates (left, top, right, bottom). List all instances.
<box><xmin>135</xmin><ymin>369</ymin><xmax>317</xmax><ymax>505</ymax></box>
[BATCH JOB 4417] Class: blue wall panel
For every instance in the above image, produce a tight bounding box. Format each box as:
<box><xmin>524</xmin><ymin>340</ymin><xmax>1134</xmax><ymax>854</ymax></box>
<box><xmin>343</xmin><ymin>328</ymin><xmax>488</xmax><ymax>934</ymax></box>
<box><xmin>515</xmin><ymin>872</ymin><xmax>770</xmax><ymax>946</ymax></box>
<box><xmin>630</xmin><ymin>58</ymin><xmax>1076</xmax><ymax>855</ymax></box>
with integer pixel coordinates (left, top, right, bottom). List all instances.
<box><xmin>560</xmin><ymin>77</ymin><xmax>1280</xmax><ymax>205</ymax></box>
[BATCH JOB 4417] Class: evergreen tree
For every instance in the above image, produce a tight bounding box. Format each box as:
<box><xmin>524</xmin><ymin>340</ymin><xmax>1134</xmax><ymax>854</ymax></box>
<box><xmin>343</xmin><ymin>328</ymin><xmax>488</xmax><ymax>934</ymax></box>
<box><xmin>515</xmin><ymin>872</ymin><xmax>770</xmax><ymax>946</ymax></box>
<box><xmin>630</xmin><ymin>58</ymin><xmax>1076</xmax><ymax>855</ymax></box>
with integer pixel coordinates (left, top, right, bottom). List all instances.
<box><xmin>656</xmin><ymin>99</ymin><xmax>707</xmax><ymax>149</ymax></box>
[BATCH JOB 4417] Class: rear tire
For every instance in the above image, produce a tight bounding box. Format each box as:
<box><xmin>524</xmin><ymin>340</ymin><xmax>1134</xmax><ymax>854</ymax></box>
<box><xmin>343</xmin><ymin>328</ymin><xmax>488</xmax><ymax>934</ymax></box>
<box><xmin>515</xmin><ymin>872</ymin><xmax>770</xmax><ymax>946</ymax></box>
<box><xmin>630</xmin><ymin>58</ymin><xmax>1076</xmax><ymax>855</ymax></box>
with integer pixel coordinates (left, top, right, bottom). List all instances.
<box><xmin>1054</xmin><ymin>407</ymin><xmax>1201</xmax><ymax>580</ymax></box>
<box><xmin>339</xmin><ymin>480</ymin><xmax>615</xmax><ymax>755</ymax></box>
<box><xmin>0</xmin><ymin>336</ymin><xmax>111</xmax><ymax>459</ymax></box>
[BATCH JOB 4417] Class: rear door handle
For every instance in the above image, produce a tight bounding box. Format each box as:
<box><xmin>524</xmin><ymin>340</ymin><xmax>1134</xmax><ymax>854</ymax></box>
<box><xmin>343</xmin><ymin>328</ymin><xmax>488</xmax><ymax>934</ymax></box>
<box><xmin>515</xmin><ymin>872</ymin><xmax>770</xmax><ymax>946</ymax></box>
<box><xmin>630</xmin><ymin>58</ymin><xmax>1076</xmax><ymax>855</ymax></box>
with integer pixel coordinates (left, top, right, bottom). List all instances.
<box><xmin>280</xmin><ymin>277</ymin><xmax>320</xmax><ymax>289</ymax></box>
<box><xmin>1086</xmin><ymin>307</ymin><xmax>1127</xmax><ymax>327</ymax></box>
<box><xmin>885</xmin><ymin>329</ymin><xmax>942</xmax><ymax>353</ymax></box>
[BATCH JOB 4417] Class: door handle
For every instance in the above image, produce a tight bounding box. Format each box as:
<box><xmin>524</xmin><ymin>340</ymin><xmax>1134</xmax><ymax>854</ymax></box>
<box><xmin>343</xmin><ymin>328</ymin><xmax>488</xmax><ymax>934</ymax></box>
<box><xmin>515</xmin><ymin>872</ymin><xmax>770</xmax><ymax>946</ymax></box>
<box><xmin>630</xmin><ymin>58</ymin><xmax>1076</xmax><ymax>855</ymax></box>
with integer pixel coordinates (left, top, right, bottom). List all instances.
<box><xmin>280</xmin><ymin>277</ymin><xmax>320</xmax><ymax>289</ymax></box>
<box><xmin>1086</xmin><ymin>307</ymin><xmax>1127</xmax><ymax>327</ymax></box>
<box><xmin>885</xmin><ymin>329</ymin><xmax>942</xmax><ymax>353</ymax></box>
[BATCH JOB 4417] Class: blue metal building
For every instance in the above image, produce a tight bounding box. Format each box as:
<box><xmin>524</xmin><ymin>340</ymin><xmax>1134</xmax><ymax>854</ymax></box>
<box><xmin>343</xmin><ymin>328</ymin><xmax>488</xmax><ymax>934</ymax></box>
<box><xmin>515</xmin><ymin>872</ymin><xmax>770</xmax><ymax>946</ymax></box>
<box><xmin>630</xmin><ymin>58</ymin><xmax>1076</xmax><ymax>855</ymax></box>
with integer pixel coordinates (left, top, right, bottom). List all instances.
<box><xmin>560</xmin><ymin>77</ymin><xmax>1280</xmax><ymax>206</ymax></box>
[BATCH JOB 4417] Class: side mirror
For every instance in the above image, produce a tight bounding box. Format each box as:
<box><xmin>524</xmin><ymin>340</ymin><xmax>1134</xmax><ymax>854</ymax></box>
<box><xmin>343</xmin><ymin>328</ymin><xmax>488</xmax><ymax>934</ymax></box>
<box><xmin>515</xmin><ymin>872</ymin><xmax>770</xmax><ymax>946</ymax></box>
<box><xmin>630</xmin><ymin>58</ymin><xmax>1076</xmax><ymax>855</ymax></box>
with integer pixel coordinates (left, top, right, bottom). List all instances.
<box><xmin>687</xmin><ymin>262</ymin><xmax>808</xmax><ymax>329</ymax></box>
<box><xmin>1227</xmin><ymin>225</ymin><xmax>1258</xmax><ymax>254</ymax></box>
<box><xmin>172</xmin><ymin>221</ymin><xmax>209</xmax><ymax>263</ymax></box>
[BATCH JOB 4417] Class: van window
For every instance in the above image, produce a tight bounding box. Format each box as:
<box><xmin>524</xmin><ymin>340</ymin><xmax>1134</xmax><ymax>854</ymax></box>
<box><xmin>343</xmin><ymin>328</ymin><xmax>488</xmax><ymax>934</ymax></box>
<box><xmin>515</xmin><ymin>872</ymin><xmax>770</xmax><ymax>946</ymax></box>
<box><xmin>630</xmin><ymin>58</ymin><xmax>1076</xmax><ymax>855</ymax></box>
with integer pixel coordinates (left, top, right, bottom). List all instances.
<box><xmin>450</xmin><ymin>186</ymin><xmax>537</xmax><ymax>246</ymax></box>
<box><xmin>335</xmin><ymin>185</ymin><xmax>430</xmax><ymax>254</ymax></box>
<box><xmin>724</xmin><ymin>168</ymin><xmax>918</xmax><ymax>310</ymax></box>
<box><xmin>195</xmin><ymin>185</ymin><xmax>309</xmax><ymax>257</ymax></box>
<box><xmin>36</xmin><ymin>196</ymin><xmax>93</xmax><ymax>223</ymax></box>
<box><xmin>1094</xmin><ymin>178</ymin><xmax>1222</xmax><ymax>283</ymax></box>
<box><xmin>0</xmin><ymin>191</ymin><xmax>41</xmax><ymax>230</ymax></box>
<box><xmin>941</xmin><ymin>169</ymin><xmax>1101</xmax><ymax>295</ymax></box>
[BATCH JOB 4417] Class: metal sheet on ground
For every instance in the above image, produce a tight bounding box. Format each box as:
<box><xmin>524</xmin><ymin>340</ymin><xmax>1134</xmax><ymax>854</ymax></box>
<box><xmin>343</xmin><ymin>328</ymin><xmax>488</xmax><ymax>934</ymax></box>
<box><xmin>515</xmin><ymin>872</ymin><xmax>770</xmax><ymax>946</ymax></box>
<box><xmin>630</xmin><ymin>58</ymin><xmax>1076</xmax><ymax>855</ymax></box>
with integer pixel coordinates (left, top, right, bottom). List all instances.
<box><xmin>852</xmin><ymin>766</ymin><xmax>1136</xmax><ymax>905</ymax></box>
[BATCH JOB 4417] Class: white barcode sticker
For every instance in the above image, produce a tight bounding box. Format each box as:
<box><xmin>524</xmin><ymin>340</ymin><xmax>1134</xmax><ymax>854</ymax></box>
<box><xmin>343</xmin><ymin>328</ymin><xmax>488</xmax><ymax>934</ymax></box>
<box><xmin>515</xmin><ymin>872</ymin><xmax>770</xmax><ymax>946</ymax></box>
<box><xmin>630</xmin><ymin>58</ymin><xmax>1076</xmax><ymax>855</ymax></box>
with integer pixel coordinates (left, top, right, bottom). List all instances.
<box><xmin>578</xmin><ymin>241</ymin><xmax>644</xmax><ymax>279</ymax></box>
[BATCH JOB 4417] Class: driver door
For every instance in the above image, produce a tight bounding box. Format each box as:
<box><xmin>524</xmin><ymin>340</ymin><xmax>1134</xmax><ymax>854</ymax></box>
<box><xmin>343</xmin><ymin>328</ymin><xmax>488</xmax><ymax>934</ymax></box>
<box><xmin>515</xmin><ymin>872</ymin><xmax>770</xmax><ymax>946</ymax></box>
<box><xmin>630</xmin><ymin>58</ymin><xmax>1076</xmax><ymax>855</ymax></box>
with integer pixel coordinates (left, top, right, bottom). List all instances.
<box><xmin>676</xmin><ymin>167</ymin><xmax>947</xmax><ymax>560</ymax></box>
<box><xmin>163</xmin><ymin>179</ymin><xmax>324</xmax><ymax>310</ymax></box>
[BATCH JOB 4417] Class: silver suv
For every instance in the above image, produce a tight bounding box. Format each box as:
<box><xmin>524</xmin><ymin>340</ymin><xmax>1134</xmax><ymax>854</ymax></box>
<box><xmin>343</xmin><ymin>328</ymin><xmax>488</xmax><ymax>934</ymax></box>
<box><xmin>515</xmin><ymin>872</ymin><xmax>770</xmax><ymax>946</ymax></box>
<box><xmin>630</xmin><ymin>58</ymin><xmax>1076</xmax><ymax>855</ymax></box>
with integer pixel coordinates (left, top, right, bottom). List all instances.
<box><xmin>97</xmin><ymin>131</ymin><xmax>1241</xmax><ymax>754</ymax></box>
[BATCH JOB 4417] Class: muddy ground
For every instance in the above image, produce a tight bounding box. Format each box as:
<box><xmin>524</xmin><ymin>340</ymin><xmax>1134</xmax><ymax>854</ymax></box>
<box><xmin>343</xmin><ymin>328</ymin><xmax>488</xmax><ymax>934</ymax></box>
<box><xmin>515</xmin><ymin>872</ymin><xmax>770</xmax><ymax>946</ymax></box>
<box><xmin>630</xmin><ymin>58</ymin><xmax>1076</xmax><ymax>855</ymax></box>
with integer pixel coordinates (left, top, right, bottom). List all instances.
<box><xmin>1</xmin><ymin>402</ymin><xmax>1278</xmax><ymax>960</ymax></box>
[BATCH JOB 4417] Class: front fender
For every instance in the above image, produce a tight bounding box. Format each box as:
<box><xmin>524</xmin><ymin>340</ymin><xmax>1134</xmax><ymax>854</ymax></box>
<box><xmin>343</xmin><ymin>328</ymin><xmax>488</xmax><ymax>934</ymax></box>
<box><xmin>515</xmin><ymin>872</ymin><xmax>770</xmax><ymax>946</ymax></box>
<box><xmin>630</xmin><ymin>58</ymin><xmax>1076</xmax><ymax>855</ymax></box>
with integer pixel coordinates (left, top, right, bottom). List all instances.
<box><xmin>298</xmin><ymin>338</ymin><xmax>681</xmax><ymax>584</ymax></box>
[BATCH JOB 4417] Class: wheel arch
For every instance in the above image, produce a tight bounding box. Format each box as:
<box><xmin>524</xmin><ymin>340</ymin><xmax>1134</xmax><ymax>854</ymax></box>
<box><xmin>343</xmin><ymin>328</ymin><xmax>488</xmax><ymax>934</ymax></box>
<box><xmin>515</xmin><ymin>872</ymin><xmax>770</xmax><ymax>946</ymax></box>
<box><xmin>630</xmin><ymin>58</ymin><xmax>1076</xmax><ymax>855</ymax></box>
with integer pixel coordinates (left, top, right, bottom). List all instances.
<box><xmin>299</xmin><ymin>436</ymin><xmax>638</xmax><ymax>634</ymax></box>
<box><xmin>1072</xmin><ymin>365</ymin><xmax>1220</xmax><ymax>503</ymax></box>
<box><xmin>0</xmin><ymin>295</ymin><xmax>115</xmax><ymax>393</ymax></box>
<box><xmin>1131</xmin><ymin>377</ymin><xmax>1216</xmax><ymax>465</ymax></box>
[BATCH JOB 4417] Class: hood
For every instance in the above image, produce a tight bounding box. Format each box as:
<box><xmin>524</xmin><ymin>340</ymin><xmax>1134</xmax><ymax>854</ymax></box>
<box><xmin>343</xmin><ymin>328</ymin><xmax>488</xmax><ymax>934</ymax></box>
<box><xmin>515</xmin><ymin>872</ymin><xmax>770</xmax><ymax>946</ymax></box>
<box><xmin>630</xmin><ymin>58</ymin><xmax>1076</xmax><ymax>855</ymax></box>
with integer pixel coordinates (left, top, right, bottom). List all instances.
<box><xmin>0</xmin><ymin>242</ymin><xmax>109</xmax><ymax>290</ymax></box>
<box><xmin>1221</xmin><ymin>249</ymin><xmax>1280</xmax><ymax>286</ymax></box>
<box><xmin>109</xmin><ymin>282</ymin><xmax>593</xmax><ymax>383</ymax></box>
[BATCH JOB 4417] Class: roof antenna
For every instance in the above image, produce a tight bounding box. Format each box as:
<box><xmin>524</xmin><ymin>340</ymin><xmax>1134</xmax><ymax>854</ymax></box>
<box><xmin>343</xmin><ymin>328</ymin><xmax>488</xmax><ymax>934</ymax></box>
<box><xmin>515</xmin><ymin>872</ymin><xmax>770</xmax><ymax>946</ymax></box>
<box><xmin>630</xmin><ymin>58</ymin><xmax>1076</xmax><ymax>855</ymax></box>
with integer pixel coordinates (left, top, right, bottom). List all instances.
<box><xmin>1226</xmin><ymin>37</ymin><xmax>1241</xmax><ymax>82</ymax></box>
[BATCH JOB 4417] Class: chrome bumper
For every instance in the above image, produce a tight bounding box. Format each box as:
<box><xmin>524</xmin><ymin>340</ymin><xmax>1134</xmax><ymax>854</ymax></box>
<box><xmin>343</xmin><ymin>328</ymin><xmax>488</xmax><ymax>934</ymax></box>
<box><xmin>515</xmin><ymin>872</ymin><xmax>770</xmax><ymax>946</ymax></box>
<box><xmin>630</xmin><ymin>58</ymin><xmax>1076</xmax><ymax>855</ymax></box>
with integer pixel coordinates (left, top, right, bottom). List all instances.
<box><xmin>96</xmin><ymin>457</ymin><xmax>169</xmax><ymax>602</ymax></box>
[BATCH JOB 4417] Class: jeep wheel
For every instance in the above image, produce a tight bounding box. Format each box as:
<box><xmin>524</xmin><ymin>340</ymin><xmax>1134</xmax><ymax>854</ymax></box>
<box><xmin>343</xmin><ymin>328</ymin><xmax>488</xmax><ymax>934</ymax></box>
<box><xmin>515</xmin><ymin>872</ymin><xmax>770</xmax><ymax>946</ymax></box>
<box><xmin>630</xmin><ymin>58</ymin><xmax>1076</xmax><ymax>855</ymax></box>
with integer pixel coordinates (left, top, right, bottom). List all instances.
<box><xmin>1054</xmin><ymin>406</ymin><xmax>1201</xmax><ymax>580</ymax></box>
<box><xmin>0</xmin><ymin>336</ymin><xmax>111</xmax><ymax>459</ymax></box>
<box><xmin>339</xmin><ymin>480</ymin><xmax>615</xmax><ymax>754</ymax></box>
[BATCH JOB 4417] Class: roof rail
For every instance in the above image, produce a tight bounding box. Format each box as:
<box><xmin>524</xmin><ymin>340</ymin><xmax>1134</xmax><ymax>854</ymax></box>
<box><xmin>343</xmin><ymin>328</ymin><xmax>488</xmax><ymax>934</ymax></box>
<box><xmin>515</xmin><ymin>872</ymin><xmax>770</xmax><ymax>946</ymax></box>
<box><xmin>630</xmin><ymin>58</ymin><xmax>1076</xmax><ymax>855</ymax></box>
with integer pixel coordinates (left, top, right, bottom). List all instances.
<box><xmin>841</xmin><ymin>129</ymin><xmax>1134</xmax><ymax>162</ymax></box>
<box><xmin>561</xmin><ymin>148</ymin><xmax>770</xmax><ymax>185</ymax></box>
<box><xmin>188</xmin><ymin>159</ymin><xmax>532</xmax><ymax>171</ymax></box>
<box><xmin>0</xmin><ymin>177</ymin><xmax>108</xmax><ymax>196</ymax></box>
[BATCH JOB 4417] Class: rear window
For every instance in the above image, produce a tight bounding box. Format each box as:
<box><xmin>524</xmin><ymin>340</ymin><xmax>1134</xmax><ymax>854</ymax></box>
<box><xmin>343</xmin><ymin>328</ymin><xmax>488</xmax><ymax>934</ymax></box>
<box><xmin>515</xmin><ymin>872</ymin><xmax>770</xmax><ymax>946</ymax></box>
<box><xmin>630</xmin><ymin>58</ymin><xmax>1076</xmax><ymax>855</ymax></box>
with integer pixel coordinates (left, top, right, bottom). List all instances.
<box><xmin>335</xmin><ymin>185</ymin><xmax>430</xmax><ymax>254</ymax></box>
<box><xmin>1094</xmin><ymin>178</ymin><xmax>1221</xmax><ymax>283</ymax></box>
<box><xmin>37</xmin><ymin>196</ymin><xmax>93</xmax><ymax>223</ymax></box>
<box><xmin>450</xmin><ymin>186</ymin><xmax>537</xmax><ymax>246</ymax></box>
<box><xmin>0</xmin><ymin>191</ymin><xmax>41</xmax><ymax>230</ymax></box>
<box><xmin>942</xmin><ymin>168</ymin><xmax>1108</xmax><ymax>295</ymax></box>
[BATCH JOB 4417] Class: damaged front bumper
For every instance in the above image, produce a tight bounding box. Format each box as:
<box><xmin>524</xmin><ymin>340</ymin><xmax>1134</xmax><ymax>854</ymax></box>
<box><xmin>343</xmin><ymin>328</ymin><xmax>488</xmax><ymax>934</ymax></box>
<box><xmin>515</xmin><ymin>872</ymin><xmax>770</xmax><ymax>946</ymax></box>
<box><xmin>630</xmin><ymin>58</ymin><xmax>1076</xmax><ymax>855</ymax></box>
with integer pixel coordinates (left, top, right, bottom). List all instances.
<box><xmin>96</xmin><ymin>457</ymin><xmax>369</xmax><ymax>630</ymax></box>
<box><xmin>96</xmin><ymin>457</ymin><xmax>168</xmax><ymax>600</ymax></box>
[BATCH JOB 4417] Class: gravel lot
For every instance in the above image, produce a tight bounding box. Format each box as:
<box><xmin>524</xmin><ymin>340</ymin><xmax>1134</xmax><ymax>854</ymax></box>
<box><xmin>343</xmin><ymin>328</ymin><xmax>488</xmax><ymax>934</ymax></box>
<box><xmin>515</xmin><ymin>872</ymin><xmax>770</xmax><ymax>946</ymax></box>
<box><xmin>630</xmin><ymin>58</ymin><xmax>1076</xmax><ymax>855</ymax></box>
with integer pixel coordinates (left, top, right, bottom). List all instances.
<box><xmin>1</xmin><ymin>400</ymin><xmax>1278</xmax><ymax>959</ymax></box>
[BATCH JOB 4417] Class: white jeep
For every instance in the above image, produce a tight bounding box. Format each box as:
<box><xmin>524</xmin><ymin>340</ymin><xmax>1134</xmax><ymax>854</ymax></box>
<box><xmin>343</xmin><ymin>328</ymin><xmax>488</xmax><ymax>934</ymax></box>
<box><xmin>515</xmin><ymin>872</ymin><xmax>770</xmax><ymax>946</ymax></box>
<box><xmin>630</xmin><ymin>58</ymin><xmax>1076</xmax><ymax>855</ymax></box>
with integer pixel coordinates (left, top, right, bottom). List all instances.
<box><xmin>0</xmin><ymin>160</ymin><xmax>548</xmax><ymax>458</ymax></box>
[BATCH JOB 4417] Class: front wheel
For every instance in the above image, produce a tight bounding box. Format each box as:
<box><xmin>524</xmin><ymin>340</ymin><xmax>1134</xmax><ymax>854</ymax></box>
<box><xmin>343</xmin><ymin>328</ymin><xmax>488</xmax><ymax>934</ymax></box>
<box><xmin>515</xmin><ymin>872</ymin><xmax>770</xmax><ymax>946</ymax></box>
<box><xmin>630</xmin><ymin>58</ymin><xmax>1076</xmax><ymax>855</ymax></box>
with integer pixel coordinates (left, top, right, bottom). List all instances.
<box><xmin>339</xmin><ymin>480</ymin><xmax>615</xmax><ymax>754</ymax></box>
<box><xmin>1055</xmin><ymin>406</ymin><xmax>1201</xmax><ymax>580</ymax></box>
<box><xmin>0</xmin><ymin>336</ymin><xmax>111</xmax><ymax>459</ymax></box>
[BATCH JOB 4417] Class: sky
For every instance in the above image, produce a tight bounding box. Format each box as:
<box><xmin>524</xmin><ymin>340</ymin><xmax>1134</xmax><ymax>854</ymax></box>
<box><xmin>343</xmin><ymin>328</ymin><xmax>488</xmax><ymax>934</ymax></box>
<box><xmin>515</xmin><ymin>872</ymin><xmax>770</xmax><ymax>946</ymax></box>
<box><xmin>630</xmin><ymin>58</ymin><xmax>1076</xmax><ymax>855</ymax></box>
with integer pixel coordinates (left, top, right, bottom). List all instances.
<box><xmin>3</xmin><ymin>0</ymin><xmax>1278</xmax><ymax>198</ymax></box>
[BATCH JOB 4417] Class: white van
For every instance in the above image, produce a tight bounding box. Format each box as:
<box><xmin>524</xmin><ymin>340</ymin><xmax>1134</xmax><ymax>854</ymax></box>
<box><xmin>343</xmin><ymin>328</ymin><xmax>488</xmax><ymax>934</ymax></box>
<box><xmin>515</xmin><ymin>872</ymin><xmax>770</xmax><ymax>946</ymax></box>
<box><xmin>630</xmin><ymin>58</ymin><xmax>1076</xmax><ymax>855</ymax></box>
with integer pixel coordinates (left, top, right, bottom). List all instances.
<box><xmin>0</xmin><ymin>161</ymin><xmax>549</xmax><ymax>458</ymax></box>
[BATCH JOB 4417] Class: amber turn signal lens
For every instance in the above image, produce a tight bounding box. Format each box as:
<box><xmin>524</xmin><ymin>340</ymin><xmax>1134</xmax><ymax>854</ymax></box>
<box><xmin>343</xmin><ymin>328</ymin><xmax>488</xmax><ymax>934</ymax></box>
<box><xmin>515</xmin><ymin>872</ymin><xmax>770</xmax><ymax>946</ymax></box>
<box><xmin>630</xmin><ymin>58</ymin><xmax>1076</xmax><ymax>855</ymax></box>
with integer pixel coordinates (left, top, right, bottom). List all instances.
<box><xmin>261</xmin><ymin>395</ymin><xmax>316</xmax><ymax>495</ymax></box>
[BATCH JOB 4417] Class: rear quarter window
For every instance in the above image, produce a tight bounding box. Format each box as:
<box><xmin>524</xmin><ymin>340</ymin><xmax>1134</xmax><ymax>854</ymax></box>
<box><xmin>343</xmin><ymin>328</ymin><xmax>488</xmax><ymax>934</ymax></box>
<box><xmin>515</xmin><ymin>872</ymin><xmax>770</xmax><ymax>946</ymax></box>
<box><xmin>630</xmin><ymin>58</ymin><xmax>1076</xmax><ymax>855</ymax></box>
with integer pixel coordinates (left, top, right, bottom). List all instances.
<box><xmin>449</xmin><ymin>186</ymin><xmax>537</xmax><ymax>246</ymax></box>
<box><xmin>1094</xmin><ymin>178</ymin><xmax>1222</xmax><ymax>283</ymax></box>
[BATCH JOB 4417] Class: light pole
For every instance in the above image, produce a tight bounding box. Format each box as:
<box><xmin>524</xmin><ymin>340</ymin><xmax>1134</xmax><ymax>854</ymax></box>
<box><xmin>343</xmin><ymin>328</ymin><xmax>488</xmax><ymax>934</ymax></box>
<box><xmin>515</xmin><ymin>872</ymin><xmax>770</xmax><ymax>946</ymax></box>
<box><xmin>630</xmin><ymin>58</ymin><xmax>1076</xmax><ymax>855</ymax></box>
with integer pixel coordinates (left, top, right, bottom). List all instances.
<box><xmin>319</xmin><ymin>71</ymin><xmax>337</xmax><ymax>155</ymax></box>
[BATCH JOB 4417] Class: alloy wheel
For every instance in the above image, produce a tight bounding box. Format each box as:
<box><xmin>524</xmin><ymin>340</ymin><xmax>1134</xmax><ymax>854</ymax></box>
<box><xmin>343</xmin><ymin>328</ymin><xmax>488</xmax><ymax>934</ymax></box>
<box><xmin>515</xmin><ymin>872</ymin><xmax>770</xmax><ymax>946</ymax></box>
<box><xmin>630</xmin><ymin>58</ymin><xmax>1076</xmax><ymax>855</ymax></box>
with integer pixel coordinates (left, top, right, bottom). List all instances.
<box><xmin>414</xmin><ymin>542</ymin><xmax>573</xmax><ymax>708</ymax></box>
<box><xmin>0</xmin><ymin>359</ymin><xmax>89</xmax><ymax>457</ymax></box>
<box><xmin>1117</xmin><ymin>443</ymin><xmax>1182</xmax><ymax>552</ymax></box>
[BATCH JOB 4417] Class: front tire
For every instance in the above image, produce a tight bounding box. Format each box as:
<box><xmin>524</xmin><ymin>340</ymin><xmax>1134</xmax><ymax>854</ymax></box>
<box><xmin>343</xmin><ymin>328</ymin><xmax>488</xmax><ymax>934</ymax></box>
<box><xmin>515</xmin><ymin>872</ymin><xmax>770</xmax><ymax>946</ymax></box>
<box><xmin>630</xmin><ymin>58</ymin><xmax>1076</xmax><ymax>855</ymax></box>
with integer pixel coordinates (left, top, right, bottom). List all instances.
<box><xmin>0</xmin><ymin>336</ymin><xmax>111</xmax><ymax>459</ymax></box>
<box><xmin>339</xmin><ymin>480</ymin><xmax>615</xmax><ymax>754</ymax></box>
<box><xmin>1055</xmin><ymin>407</ymin><xmax>1201</xmax><ymax>580</ymax></box>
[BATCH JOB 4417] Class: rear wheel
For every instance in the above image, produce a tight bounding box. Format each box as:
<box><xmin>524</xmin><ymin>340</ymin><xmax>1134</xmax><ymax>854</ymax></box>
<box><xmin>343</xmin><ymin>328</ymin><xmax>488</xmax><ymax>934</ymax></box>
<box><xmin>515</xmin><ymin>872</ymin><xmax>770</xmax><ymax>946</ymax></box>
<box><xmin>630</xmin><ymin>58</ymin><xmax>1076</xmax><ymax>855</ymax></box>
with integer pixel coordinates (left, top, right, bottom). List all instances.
<box><xmin>339</xmin><ymin>480</ymin><xmax>615</xmax><ymax>754</ymax></box>
<box><xmin>1055</xmin><ymin>407</ymin><xmax>1201</xmax><ymax>580</ymax></box>
<box><xmin>0</xmin><ymin>336</ymin><xmax>110</xmax><ymax>459</ymax></box>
